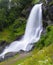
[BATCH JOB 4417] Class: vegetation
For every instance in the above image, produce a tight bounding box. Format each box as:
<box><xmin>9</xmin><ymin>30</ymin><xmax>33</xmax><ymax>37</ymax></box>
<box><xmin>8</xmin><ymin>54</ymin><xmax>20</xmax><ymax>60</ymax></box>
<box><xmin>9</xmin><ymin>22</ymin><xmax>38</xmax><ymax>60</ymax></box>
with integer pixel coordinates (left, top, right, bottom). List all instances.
<box><xmin>0</xmin><ymin>0</ymin><xmax>53</xmax><ymax>65</ymax></box>
<box><xmin>0</xmin><ymin>0</ymin><xmax>32</xmax><ymax>43</ymax></box>
<box><xmin>0</xmin><ymin>0</ymin><xmax>40</xmax><ymax>43</ymax></box>
<box><xmin>0</xmin><ymin>18</ymin><xmax>26</xmax><ymax>43</ymax></box>
<box><xmin>36</xmin><ymin>25</ymin><xmax>53</xmax><ymax>49</ymax></box>
<box><xmin>20</xmin><ymin>44</ymin><xmax>53</xmax><ymax>65</ymax></box>
<box><xmin>0</xmin><ymin>25</ymin><xmax>53</xmax><ymax>65</ymax></box>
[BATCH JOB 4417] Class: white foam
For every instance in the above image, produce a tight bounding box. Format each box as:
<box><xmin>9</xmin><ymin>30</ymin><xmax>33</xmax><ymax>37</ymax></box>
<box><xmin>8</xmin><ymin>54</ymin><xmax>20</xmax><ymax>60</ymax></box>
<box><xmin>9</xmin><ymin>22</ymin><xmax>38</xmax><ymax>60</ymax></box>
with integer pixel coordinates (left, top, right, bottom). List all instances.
<box><xmin>0</xmin><ymin>3</ymin><xmax>43</xmax><ymax>58</ymax></box>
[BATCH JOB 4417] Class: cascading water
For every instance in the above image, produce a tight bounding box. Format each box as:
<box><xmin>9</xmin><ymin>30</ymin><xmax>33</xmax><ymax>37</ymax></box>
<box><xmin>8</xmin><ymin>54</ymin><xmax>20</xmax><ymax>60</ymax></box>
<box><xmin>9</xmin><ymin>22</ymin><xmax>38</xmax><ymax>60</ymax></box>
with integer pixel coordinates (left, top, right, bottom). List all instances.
<box><xmin>0</xmin><ymin>3</ymin><xmax>43</xmax><ymax>58</ymax></box>
<box><xmin>8</xmin><ymin>0</ymin><xmax>12</xmax><ymax>9</ymax></box>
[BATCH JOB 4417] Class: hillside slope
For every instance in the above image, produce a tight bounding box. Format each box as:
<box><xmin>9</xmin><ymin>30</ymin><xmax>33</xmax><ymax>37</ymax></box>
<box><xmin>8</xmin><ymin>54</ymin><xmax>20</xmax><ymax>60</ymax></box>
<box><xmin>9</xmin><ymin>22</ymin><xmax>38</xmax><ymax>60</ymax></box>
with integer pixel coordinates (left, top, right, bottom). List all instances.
<box><xmin>0</xmin><ymin>26</ymin><xmax>53</xmax><ymax>65</ymax></box>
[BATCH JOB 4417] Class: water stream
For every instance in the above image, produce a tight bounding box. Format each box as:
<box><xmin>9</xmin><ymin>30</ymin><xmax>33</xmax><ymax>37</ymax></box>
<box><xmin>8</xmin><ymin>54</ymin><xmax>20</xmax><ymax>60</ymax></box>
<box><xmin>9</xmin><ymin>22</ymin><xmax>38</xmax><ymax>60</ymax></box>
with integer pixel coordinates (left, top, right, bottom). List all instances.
<box><xmin>0</xmin><ymin>3</ymin><xmax>43</xmax><ymax>58</ymax></box>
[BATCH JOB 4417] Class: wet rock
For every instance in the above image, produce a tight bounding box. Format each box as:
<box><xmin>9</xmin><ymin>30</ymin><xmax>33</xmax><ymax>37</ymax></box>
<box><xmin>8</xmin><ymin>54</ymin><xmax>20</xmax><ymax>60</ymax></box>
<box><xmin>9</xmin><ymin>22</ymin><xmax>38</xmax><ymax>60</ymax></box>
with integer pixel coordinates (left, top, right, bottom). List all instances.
<box><xmin>0</xmin><ymin>41</ymin><xmax>7</xmax><ymax>53</ymax></box>
<box><xmin>0</xmin><ymin>57</ymin><xmax>4</xmax><ymax>62</ymax></box>
<box><xmin>41</xmin><ymin>0</ymin><xmax>53</xmax><ymax>28</ymax></box>
<box><xmin>47</xmin><ymin>5</ymin><xmax>53</xmax><ymax>21</ymax></box>
<box><xmin>4</xmin><ymin>52</ymin><xmax>16</xmax><ymax>59</ymax></box>
<box><xmin>21</xmin><ymin>5</ymin><xmax>33</xmax><ymax>18</ymax></box>
<box><xmin>0</xmin><ymin>52</ymin><xmax>17</xmax><ymax>62</ymax></box>
<box><xmin>0</xmin><ymin>41</ymin><xmax>6</xmax><ymax>46</ymax></box>
<box><xmin>43</xmin><ymin>0</ymin><xmax>53</xmax><ymax>21</ymax></box>
<box><xmin>15</xmin><ymin>35</ymin><xmax>23</xmax><ymax>40</ymax></box>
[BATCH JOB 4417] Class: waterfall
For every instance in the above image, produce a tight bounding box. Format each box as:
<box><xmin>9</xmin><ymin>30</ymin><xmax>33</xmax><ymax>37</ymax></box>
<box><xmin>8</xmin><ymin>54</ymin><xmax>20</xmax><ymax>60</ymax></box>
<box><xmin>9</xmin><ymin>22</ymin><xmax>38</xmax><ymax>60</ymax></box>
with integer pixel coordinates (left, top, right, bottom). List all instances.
<box><xmin>0</xmin><ymin>3</ymin><xmax>43</xmax><ymax>58</ymax></box>
<box><xmin>8</xmin><ymin>0</ymin><xmax>12</xmax><ymax>9</ymax></box>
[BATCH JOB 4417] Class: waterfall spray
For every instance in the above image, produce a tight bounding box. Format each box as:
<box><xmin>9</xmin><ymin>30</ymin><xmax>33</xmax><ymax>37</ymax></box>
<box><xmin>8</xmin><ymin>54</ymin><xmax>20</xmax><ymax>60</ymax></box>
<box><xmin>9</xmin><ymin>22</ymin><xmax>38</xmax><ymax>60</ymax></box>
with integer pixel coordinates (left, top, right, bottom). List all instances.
<box><xmin>0</xmin><ymin>3</ymin><xmax>43</xmax><ymax>58</ymax></box>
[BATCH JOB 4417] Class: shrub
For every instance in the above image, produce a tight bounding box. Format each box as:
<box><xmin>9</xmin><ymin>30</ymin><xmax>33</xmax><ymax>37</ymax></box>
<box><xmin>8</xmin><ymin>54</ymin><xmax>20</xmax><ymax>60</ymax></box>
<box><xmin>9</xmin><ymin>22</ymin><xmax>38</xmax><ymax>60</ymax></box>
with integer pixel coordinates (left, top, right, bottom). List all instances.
<box><xmin>36</xmin><ymin>25</ymin><xmax>53</xmax><ymax>49</ymax></box>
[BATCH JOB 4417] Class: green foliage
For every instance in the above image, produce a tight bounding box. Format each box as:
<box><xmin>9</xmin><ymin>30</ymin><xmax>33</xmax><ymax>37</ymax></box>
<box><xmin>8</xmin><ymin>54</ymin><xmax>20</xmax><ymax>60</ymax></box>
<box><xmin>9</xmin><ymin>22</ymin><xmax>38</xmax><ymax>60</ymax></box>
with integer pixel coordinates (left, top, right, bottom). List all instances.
<box><xmin>0</xmin><ymin>0</ymin><xmax>8</xmax><ymax>8</ymax></box>
<box><xmin>32</xmin><ymin>0</ymin><xmax>40</xmax><ymax>4</ymax></box>
<box><xmin>36</xmin><ymin>26</ymin><xmax>53</xmax><ymax>49</ymax></box>
<box><xmin>18</xmin><ymin>44</ymin><xmax>53</xmax><ymax>65</ymax></box>
<box><xmin>0</xmin><ymin>1</ymin><xmax>53</xmax><ymax>65</ymax></box>
<box><xmin>0</xmin><ymin>0</ymin><xmax>33</xmax><ymax>31</ymax></box>
<box><xmin>0</xmin><ymin>8</ymin><xmax>6</xmax><ymax>30</ymax></box>
<box><xmin>49</xmin><ymin>1</ymin><xmax>53</xmax><ymax>6</ymax></box>
<box><xmin>12</xmin><ymin>18</ymin><xmax>26</xmax><ymax>29</ymax></box>
<box><xmin>0</xmin><ymin>0</ymin><xmax>33</xmax><ymax>43</ymax></box>
<box><xmin>0</xmin><ymin>26</ymin><xmax>53</xmax><ymax>65</ymax></box>
<box><xmin>0</xmin><ymin>43</ymin><xmax>53</xmax><ymax>65</ymax></box>
<box><xmin>0</xmin><ymin>17</ymin><xmax>26</xmax><ymax>43</ymax></box>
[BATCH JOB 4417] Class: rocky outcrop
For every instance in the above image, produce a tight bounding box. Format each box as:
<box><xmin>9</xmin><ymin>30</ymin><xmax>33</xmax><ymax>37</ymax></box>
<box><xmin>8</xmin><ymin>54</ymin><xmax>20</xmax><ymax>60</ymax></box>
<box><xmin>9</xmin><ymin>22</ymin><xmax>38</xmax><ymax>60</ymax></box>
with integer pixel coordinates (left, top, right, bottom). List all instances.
<box><xmin>41</xmin><ymin>0</ymin><xmax>53</xmax><ymax>27</ymax></box>
<box><xmin>0</xmin><ymin>41</ymin><xmax>7</xmax><ymax>53</ymax></box>
<box><xmin>47</xmin><ymin>5</ymin><xmax>53</xmax><ymax>21</ymax></box>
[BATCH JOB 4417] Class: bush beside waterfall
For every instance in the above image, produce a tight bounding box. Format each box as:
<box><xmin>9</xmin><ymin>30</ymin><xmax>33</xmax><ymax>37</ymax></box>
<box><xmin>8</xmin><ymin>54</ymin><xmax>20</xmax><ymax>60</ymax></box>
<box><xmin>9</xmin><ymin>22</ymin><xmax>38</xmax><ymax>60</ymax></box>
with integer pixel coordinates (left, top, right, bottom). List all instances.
<box><xmin>0</xmin><ymin>25</ymin><xmax>53</xmax><ymax>65</ymax></box>
<box><xmin>0</xmin><ymin>0</ymin><xmax>53</xmax><ymax>65</ymax></box>
<box><xmin>36</xmin><ymin>25</ymin><xmax>53</xmax><ymax>49</ymax></box>
<box><xmin>0</xmin><ymin>0</ymin><xmax>33</xmax><ymax>44</ymax></box>
<box><xmin>0</xmin><ymin>18</ymin><xmax>26</xmax><ymax>44</ymax></box>
<box><xmin>0</xmin><ymin>0</ymin><xmax>40</xmax><ymax>45</ymax></box>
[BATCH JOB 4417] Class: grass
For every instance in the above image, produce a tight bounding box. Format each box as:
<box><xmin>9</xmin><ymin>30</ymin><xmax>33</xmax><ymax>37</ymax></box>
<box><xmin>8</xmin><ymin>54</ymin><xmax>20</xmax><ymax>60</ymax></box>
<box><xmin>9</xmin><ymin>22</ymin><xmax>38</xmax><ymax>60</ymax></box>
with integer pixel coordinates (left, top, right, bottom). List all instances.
<box><xmin>0</xmin><ymin>28</ymin><xmax>17</xmax><ymax>43</ymax></box>
<box><xmin>19</xmin><ymin>44</ymin><xmax>53</xmax><ymax>65</ymax></box>
<box><xmin>0</xmin><ymin>24</ymin><xmax>53</xmax><ymax>65</ymax></box>
<box><xmin>0</xmin><ymin>52</ymin><xmax>32</xmax><ymax>65</ymax></box>
<box><xmin>0</xmin><ymin>43</ymin><xmax>53</xmax><ymax>65</ymax></box>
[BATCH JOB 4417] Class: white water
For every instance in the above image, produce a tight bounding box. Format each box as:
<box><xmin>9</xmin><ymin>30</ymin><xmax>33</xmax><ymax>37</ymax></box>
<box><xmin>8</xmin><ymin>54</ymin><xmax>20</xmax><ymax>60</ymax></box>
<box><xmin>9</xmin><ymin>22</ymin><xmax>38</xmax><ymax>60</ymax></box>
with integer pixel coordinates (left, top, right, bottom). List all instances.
<box><xmin>8</xmin><ymin>0</ymin><xmax>12</xmax><ymax>9</ymax></box>
<box><xmin>0</xmin><ymin>3</ymin><xmax>43</xmax><ymax>58</ymax></box>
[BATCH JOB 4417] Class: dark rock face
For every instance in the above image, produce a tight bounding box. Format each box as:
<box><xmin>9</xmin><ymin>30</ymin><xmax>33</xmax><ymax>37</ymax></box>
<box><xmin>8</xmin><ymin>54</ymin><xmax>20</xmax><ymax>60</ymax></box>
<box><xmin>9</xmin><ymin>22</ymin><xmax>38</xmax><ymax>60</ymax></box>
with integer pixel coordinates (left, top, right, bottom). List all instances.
<box><xmin>0</xmin><ymin>52</ymin><xmax>17</xmax><ymax>62</ymax></box>
<box><xmin>21</xmin><ymin>5</ymin><xmax>33</xmax><ymax>18</ymax></box>
<box><xmin>42</xmin><ymin>0</ymin><xmax>53</xmax><ymax>27</ymax></box>
<box><xmin>0</xmin><ymin>41</ymin><xmax>7</xmax><ymax>53</ymax></box>
<box><xmin>47</xmin><ymin>6</ymin><xmax>53</xmax><ymax>21</ymax></box>
<box><xmin>0</xmin><ymin>41</ymin><xmax>6</xmax><ymax>46</ymax></box>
